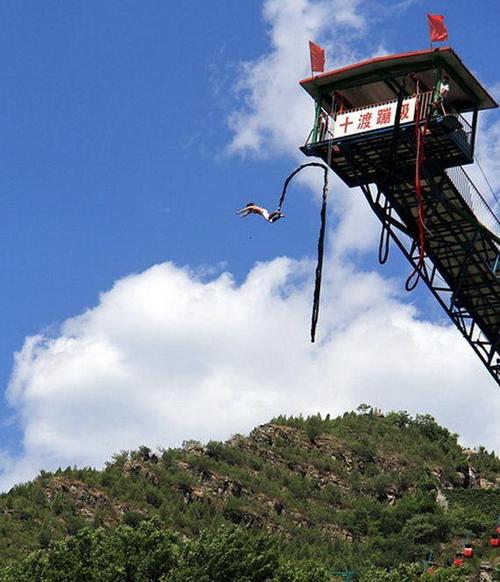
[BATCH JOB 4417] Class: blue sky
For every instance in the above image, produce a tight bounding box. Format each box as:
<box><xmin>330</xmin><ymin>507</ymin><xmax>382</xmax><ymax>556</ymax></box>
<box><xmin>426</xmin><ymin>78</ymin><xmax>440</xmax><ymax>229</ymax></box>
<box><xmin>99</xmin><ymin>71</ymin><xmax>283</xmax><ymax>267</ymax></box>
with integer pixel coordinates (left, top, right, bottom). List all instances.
<box><xmin>0</xmin><ymin>0</ymin><xmax>499</xmax><ymax>488</ymax></box>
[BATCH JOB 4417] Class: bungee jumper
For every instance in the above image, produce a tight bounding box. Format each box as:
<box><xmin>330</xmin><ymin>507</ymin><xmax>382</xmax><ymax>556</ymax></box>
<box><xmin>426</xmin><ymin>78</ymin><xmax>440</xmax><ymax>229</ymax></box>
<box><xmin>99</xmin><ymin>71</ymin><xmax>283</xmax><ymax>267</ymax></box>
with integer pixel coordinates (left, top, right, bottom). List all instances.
<box><xmin>235</xmin><ymin>203</ymin><xmax>284</xmax><ymax>223</ymax></box>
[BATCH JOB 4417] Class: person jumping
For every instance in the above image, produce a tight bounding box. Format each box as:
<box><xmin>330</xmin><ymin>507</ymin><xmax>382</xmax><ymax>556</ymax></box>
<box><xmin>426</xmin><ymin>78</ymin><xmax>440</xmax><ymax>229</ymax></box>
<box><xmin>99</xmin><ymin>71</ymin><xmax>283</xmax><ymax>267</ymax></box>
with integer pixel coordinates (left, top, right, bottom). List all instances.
<box><xmin>236</xmin><ymin>203</ymin><xmax>284</xmax><ymax>223</ymax></box>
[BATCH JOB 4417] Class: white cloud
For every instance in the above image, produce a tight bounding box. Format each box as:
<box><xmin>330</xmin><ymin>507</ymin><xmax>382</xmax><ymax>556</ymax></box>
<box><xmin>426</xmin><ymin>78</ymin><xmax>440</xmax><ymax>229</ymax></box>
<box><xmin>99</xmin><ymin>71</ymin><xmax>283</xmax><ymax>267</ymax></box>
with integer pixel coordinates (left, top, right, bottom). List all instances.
<box><xmin>2</xmin><ymin>257</ymin><xmax>496</xmax><ymax>491</ymax></box>
<box><xmin>228</xmin><ymin>0</ymin><xmax>367</xmax><ymax>158</ymax></box>
<box><xmin>473</xmin><ymin>112</ymin><xmax>500</xmax><ymax>215</ymax></box>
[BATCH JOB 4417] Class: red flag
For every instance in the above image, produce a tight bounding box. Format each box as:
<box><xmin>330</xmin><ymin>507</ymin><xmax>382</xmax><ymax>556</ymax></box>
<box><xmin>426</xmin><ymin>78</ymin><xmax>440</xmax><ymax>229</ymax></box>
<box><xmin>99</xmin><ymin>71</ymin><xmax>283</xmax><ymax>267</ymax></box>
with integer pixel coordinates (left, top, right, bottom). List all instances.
<box><xmin>427</xmin><ymin>14</ymin><xmax>448</xmax><ymax>43</ymax></box>
<box><xmin>309</xmin><ymin>41</ymin><xmax>325</xmax><ymax>73</ymax></box>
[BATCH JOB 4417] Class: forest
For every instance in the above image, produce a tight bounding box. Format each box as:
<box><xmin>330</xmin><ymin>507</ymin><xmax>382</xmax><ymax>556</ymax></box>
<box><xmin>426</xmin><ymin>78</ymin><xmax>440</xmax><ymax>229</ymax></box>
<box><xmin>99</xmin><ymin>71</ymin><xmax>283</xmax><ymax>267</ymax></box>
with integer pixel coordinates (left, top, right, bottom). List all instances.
<box><xmin>0</xmin><ymin>408</ymin><xmax>498</xmax><ymax>580</ymax></box>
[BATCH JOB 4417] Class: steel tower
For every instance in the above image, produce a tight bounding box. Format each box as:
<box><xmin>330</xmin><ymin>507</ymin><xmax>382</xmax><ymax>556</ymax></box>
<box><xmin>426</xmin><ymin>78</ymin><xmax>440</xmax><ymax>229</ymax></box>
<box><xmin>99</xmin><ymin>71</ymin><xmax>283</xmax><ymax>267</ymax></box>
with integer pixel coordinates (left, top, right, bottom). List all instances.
<box><xmin>300</xmin><ymin>48</ymin><xmax>500</xmax><ymax>385</ymax></box>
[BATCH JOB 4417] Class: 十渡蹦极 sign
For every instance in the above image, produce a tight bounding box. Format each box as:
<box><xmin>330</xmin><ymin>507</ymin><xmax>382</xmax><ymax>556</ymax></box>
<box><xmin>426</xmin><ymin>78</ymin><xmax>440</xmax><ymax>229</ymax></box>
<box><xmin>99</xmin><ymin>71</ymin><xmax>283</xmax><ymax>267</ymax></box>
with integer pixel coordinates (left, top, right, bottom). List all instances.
<box><xmin>332</xmin><ymin>97</ymin><xmax>416</xmax><ymax>139</ymax></box>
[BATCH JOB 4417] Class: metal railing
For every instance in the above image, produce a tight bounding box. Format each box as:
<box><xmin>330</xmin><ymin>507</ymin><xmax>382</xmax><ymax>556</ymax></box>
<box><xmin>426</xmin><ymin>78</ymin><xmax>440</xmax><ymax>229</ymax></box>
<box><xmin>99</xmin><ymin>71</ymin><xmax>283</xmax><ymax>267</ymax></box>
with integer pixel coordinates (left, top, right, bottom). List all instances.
<box><xmin>307</xmin><ymin>91</ymin><xmax>473</xmax><ymax>148</ymax></box>
<box><xmin>409</xmin><ymin>92</ymin><xmax>473</xmax><ymax>154</ymax></box>
<box><xmin>447</xmin><ymin>110</ymin><xmax>473</xmax><ymax>154</ymax></box>
<box><xmin>416</xmin><ymin>90</ymin><xmax>434</xmax><ymax>118</ymax></box>
<box><xmin>446</xmin><ymin>166</ymin><xmax>500</xmax><ymax>240</ymax></box>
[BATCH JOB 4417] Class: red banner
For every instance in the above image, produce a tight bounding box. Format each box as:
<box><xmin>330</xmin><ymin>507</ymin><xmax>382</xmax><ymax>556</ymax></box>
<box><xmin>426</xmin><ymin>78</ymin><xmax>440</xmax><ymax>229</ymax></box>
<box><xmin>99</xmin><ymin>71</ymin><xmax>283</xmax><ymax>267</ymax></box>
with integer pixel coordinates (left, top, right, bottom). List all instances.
<box><xmin>309</xmin><ymin>41</ymin><xmax>325</xmax><ymax>73</ymax></box>
<box><xmin>427</xmin><ymin>14</ymin><xmax>448</xmax><ymax>43</ymax></box>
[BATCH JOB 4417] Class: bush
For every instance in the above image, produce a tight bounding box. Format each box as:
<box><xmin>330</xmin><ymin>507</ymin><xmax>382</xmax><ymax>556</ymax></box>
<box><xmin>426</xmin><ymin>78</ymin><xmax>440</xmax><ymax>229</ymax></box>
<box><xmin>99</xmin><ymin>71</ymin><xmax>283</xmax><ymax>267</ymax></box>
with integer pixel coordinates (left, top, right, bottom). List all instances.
<box><xmin>401</xmin><ymin>513</ymin><xmax>450</xmax><ymax>544</ymax></box>
<box><xmin>0</xmin><ymin>521</ymin><xmax>331</xmax><ymax>582</ymax></box>
<box><xmin>122</xmin><ymin>510</ymin><xmax>143</xmax><ymax>528</ymax></box>
<box><xmin>305</xmin><ymin>414</ymin><xmax>324</xmax><ymax>443</ymax></box>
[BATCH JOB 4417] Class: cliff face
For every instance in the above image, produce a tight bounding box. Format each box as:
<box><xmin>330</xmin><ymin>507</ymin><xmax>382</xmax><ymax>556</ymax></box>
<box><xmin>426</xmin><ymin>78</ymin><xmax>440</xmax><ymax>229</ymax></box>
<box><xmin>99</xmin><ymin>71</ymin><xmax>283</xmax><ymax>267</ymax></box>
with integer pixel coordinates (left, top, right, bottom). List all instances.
<box><xmin>0</xmin><ymin>410</ymin><xmax>499</xmax><ymax>572</ymax></box>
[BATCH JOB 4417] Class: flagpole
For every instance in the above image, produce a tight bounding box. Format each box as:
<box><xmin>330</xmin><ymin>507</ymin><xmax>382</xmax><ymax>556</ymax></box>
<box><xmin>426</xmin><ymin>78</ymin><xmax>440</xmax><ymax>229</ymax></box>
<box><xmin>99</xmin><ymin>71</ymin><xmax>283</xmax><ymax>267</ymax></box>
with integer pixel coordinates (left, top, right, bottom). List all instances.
<box><xmin>308</xmin><ymin>41</ymin><xmax>313</xmax><ymax>77</ymax></box>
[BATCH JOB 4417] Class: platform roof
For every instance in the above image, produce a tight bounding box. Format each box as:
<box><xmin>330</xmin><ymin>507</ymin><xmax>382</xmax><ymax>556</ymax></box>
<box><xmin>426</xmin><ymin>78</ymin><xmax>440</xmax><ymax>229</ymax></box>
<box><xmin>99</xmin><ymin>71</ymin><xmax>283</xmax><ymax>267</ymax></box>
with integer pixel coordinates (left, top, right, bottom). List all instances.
<box><xmin>300</xmin><ymin>47</ymin><xmax>498</xmax><ymax>113</ymax></box>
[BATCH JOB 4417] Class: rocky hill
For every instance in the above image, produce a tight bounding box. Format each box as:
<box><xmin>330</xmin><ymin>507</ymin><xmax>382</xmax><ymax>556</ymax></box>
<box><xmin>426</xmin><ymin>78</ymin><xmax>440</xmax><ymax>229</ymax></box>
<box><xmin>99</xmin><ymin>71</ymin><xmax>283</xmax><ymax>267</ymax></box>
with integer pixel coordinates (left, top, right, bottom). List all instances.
<box><xmin>0</xmin><ymin>408</ymin><xmax>499</xmax><ymax>580</ymax></box>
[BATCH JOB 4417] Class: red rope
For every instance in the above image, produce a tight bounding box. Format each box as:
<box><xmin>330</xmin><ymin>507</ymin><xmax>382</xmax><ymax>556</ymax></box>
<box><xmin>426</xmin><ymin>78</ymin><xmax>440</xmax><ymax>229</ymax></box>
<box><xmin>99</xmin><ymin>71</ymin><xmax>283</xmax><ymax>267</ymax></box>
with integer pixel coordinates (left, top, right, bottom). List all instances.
<box><xmin>405</xmin><ymin>94</ymin><xmax>429</xmax><ymax>291</ymax></box>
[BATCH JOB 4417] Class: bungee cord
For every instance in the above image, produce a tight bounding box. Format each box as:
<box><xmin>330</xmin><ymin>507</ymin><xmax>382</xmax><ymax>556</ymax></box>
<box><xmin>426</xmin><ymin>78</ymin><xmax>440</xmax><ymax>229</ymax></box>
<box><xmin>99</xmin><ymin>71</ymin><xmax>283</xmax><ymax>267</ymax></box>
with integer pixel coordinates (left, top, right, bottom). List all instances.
<box><xmin>276</xmin><ymin>162</ymin><xmax>329</xmax><ymax>343</ymax></box>
<box><xmin>405</xmin><ymin>93</ymin><xmax>431</xmax><ymax>292</ymax></box>
<box><xmin>377</xmin><ymin>82</ymin><xmax>407</xmax><ymax>266</ymax></box>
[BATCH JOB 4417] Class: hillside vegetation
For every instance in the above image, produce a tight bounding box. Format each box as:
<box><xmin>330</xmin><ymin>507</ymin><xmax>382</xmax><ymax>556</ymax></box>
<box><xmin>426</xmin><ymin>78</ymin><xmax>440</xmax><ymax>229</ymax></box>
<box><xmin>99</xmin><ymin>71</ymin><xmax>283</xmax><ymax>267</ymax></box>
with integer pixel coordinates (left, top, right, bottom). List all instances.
<box><xmin>0</xmin><ymin>407</ymin><xmax>498</xmax><ymax>580</ymax></box>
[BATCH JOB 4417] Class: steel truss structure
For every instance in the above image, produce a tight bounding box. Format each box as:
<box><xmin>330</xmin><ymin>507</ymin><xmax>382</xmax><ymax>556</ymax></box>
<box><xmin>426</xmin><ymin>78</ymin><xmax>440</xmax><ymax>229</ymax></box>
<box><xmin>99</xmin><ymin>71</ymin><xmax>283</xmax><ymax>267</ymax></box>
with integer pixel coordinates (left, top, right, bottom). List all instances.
<box><xmin>360</xmin><ymin>181</ymin><xmax>500</xmax><ymax>386</ymax></box>
<box><xmin>302</xmin><ymin>117</ymin><xmax>500</xmax><ymax>386</ymax></box>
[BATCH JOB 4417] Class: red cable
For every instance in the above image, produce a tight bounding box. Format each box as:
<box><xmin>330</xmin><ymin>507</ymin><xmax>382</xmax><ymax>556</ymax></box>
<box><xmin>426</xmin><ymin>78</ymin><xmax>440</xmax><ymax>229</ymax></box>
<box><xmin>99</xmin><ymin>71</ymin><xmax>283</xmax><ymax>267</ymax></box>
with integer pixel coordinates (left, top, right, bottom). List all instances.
<box><xmin>406</xmin><ymin>93</ymin><xmax>429</xmax><ymax>291</ymax></box>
